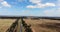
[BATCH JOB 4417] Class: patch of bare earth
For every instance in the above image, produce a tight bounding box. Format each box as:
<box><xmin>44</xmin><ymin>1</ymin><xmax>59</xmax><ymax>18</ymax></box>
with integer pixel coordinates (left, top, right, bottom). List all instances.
<box><xmin>24</xmin><ymin>19</ymin><xmax>60</xmax><ymax>32</ymax></box>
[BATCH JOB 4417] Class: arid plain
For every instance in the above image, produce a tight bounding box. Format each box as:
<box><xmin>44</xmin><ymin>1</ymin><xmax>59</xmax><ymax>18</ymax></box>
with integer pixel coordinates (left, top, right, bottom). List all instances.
<box><xmin>23</xmin><ymin>18</ymin><xmax>60</xmax><ymax>32</ymax></box>
<box><xmin>0</xmin><ymin>18</ymin><xmax>60</xmax><ymax>32</ymax></box>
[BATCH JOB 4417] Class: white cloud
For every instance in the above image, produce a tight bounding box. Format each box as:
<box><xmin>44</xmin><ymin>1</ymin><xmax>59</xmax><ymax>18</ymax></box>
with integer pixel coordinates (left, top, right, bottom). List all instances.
<box><xmin>0</xmin><ymin>0</ymin><xmax>11</xmax><ymax>8</ymax></box>
<box><xmin>27</xmin><ymin>3</ymin><xmax>55</xmax><ymax>8</ymax></box>
<box><xmin>45</xmin><ymin>3</ymin><xmax>56</xmax><ymax>6</ymax></box>
<box><xmin>1</xmin><ymin>1</ymin><xmax>11</xmax><ymax>7</ymax></box>
<box><xmin>30</xmin><ymin>0</ymin><xmax>41</xmax><ymax>4</ymax></box>
<box><xmin>27</xmin><ymin>0</ymin><xmax>56</xmax><ymax>8</ymax></box>
<box><xmin>43</xmin><ymin>9</ymin><xmax>60</xmax><ymax>16</ymax></box>
<box><xmin>0</xmin><ymin>7</ymin><xmax>2</xmax><ymax>8</ymax></box>
<box><xmin>42</xmin><ymin>0</ymin><xmax>60</xmax><ymax>16</ymax></box>
<box><xmin>27</xmin><ymin>5</ymin><xmax>36</xmax><ymax>8</ymax></box>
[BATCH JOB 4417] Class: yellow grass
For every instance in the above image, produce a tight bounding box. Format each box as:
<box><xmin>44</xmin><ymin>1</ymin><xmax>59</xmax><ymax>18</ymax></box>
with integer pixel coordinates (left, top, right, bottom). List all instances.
<box><xmin>0</xmin><ymin>19</ymin><xmax>16</xmax><ymax>32</ymax></box>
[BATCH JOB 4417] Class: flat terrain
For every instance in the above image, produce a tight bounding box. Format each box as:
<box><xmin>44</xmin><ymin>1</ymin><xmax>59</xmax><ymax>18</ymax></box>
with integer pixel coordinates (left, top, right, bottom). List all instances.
<box><xmin>24</xmin><ymin>18</ymin><xmax>60</xmax><ymax>32</ymax></box>
<box><xmin>0</xmin><ymin>18</ymin><xmax>60</xmax><ymax>32</ymax></box>
<box><xmin>0</xmin><ymin>19</ymin><xmax>16</xmax><ymax>32</ymax></box>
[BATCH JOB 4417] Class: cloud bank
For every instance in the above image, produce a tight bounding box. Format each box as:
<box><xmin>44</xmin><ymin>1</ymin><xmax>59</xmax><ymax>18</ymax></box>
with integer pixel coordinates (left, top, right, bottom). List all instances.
<box><xmin>0</xmin><ymin>0</ymin><xmax>11</xmax><ymax>8</ymax></box>
<box><xmin>27</xmin><ymin>0</ymin><xmax>56</xmax><ymax>8</ymax></box>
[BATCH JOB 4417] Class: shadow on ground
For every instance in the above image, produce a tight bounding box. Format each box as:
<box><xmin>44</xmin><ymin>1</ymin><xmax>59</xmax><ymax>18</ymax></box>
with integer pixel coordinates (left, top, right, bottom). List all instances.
<box><xmin>21</xmin><ymin>18</ymin><xmax>33</xmax><ymax>32</ymax></box>
<box><xmin>6</xmin><ymin>18</ymin><xmax>20</xmax><ymax>32</ymax></box>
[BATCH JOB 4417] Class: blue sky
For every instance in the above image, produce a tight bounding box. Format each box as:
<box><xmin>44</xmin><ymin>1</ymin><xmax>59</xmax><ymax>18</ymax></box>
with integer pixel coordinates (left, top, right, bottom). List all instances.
<box><xmin>0</xmin><ymin>0</ymin><xmax>60</xmax><ymax>17</ymax></box>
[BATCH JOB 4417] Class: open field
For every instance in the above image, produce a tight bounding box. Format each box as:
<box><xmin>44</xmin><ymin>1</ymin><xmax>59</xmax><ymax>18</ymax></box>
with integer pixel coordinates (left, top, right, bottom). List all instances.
<box><xmin>0</xmin><ymin>19</ymin><xmax>16</xmax><ymax>32</ymax></box>
<box><xmin>23</xmin><ymin>18</ymin><xmax>60</xmax><ymax>32</ymax></box>
<box><xmin>0</xmin><ymin>17</ymin><xmax>60</xmax><ymax>32</ymax></box>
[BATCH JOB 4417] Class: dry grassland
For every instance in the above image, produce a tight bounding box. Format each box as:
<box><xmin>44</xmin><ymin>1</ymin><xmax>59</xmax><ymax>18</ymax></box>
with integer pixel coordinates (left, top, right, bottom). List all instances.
<box><xmin>24</xmin><ymin>18</ymin><xmax>60</xmax><ymax>32</ymax></box>
<box><xmin>0</xmin><ymin>19</ymin><xmax>16</xmax><ymax>32</ymax></box>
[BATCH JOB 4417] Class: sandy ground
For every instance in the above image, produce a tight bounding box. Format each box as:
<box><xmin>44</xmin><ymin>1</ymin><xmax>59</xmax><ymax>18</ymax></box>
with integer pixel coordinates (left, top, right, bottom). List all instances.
<box><xmin>24</xmin><ymin>18</ymin><xmax>60</xmax><ymax>32</ymax></box>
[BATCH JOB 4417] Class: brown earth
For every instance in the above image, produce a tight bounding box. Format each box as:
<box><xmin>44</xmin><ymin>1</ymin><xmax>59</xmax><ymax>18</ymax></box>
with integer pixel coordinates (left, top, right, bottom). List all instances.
<box><xmin>23</xmin><ymin>18</ymin><xmax>60</xmax><ymax>32</ymax></box>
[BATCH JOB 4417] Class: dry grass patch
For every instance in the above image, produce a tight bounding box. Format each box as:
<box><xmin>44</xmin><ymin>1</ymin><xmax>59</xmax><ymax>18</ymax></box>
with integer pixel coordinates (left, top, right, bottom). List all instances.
<box><xmin>0</xmin><ymin>19</ymin><xmax>16</xmax><ymax>32</ymax></box>
<box><xmin>24</xmin><ymin>18</ymin><xmax>60</xmax><ymax>32</ymax></box>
